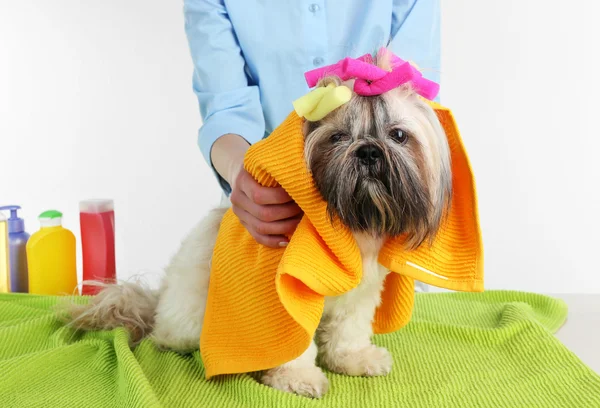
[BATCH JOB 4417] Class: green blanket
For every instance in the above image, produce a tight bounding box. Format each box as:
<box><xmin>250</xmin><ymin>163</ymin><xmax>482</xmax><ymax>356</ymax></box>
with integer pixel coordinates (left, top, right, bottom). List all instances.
<box><xmin>1</xmin><ymin>291</ymin><xmax>599</xmax><ymax>407</ymax></box>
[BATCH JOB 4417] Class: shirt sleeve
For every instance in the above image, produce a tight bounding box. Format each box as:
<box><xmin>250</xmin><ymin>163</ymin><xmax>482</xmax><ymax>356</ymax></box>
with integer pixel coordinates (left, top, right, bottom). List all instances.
<box><xmin>184</xmin><ymin>0</ymin><xmax>266</xmax><ymax>194</ymax></box>
<box><xmin>389</xmin><ymin>0</ymin><xmax>441</xmax><ymax>101</ymax></box>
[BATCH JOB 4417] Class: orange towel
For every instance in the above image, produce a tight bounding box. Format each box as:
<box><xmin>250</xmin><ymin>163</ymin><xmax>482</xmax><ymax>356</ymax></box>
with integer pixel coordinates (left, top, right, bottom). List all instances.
<box><xmin>201</xmin><ymin>101</ymin><xmax>483</xmax><ymax>379</ymax></box>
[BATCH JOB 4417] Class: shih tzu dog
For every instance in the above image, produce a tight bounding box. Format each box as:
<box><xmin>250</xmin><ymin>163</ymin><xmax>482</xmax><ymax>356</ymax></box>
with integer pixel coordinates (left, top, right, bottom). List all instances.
<box><xmin>65</xmin><ymin>54</ymin><xmax>452</xmax><ymax>398</ymax></box>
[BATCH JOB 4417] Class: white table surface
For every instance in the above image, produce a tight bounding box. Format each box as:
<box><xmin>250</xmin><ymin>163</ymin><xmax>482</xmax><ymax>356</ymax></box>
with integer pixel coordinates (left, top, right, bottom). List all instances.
<box><xmin>553</xmin><ymin>294</ymin><xmax>600</xmax><ymax>373</ymax></box>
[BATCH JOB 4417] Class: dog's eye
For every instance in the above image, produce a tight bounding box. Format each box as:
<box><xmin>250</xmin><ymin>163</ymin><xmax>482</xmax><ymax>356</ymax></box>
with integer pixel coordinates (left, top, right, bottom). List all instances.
<box><xmin>390</xmin><ymin>129</ymin><xmax>408</xmax><ymax>145</ymax></box>
<box><xmin>330</xmin><ymin>133</ymin><xmax>348</xmax><ymax>144</ymax></box>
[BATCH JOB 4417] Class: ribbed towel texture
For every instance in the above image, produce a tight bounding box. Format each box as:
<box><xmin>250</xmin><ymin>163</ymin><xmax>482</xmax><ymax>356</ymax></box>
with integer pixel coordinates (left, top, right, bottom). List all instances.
<box><xmin>202</xmin><ymin>103</ymin><xmax>483</xmax><ymax>378</ymax></box>
<box><xmin>1</xmin><ymin>292</ymin><xmax>599</xmax><ymax>407</ymax></box>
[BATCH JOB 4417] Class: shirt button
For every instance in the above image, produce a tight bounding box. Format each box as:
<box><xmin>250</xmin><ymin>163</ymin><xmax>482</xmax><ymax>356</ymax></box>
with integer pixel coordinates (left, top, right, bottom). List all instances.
<box><xmin>313</xmin><ymin>56</ymin><xmax>324</xmax><ymax>66</ymax></box>
<box><xmin>309</xmin><ymin>3</ymin><xmax>320</xmax><ymax>13</ymax></box>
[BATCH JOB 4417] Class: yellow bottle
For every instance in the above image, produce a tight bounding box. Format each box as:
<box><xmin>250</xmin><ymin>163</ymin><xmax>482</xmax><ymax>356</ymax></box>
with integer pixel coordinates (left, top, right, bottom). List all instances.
<box><xmin>26</xmin><ymin>210</ymin><xmax>78</xmax><ymax>295</ymax></box>
<box><xmin>0</xmin><ymin>212</ymin><xmax>9</xmax><ymax>293</ymax></box>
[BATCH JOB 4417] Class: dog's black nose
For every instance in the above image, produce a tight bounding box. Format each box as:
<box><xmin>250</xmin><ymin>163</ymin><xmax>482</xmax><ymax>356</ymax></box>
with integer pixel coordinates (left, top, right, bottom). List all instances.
<box><xmin>356</xmin><ymin>144</ymin><xmax>382</xmax><ymax>166</ymax></box>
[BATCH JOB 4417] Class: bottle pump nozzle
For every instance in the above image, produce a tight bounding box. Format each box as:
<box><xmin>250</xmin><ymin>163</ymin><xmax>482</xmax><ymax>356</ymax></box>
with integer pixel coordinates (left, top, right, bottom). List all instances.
<box><xmin>0</xmin><ymin>206</ymin><xmax>25</xmax><ymax>234</ymax></box>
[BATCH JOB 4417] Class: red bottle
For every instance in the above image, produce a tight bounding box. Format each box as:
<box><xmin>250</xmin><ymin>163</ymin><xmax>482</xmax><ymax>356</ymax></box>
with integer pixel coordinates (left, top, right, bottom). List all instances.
<box><xmin>79</xmin><ymin>199</ymin><xmax>116</xmax><ymax>295</ymax></box>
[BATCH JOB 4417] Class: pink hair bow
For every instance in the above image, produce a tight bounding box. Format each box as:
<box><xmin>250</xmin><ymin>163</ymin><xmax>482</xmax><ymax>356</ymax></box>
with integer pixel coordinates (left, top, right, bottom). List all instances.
<box><xmin>304</xmin><ymin>51</ymin><xmax>439</xmax><ymax>100</ymax></box>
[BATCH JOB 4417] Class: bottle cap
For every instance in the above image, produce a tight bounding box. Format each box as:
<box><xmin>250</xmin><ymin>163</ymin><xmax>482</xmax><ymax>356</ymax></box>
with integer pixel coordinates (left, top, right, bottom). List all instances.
<box><xmin>79</xmin><ymin>199</ymin><xmax>114</xmax><ymax>214</ymax></box>
<box><xmin>0</xmin><ymin>205</ymin><xmax>25</xmax><ymax>233</ymax></box>
<box><xmin>39</xmin><ymin>210</ymin><xmax>63</xmax><ymax>228</ymax></box>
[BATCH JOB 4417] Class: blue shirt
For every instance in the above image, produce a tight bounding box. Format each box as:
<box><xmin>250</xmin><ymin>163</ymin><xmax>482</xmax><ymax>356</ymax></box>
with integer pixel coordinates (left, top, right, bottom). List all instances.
<box><xmin>184</xmin><ymin>0</ymin><xmax>440</xmax><ymax>192</ymax></box>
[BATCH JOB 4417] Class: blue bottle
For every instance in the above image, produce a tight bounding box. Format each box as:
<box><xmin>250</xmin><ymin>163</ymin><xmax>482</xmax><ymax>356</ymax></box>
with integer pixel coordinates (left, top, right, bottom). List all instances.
<box><xmin>0</xmin><ymin>206</ymin><xmax>30</xmax><ymax>293</ymax></box>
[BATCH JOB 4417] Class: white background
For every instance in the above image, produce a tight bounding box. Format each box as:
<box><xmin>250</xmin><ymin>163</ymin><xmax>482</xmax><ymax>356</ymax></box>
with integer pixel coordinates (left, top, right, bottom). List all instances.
<box><xmin>1</xmin><ymin>1</ymin><xmax>599</xmax><ymax>293</ymax></box>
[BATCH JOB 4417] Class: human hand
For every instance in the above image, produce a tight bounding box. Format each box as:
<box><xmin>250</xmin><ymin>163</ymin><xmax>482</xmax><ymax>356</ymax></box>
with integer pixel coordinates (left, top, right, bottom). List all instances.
<box><xmin>230</xmin><ymin>167</ymin><xmax>303</xmax><ymax>248</ymax></box>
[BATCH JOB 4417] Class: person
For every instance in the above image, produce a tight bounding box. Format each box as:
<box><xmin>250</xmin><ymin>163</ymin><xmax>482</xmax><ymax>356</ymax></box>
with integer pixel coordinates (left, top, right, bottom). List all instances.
<box><xmin>183</xmin><ymin>1</ymin><xmax>440</xmax><ymax>260</ymax></box>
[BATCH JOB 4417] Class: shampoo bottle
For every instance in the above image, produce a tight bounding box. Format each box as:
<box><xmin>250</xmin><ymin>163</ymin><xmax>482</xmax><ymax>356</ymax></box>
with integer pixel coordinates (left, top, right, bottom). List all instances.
<box><xmin>0</xmin><ymin>212</ymin><xmax>8</xmax><ymax>293</ymax></box>
<box><xmin>26</xmin><ymin>210</ymin><xmax>78</xmax><ymax>295</ymax></box>
<box><xmin>79</xmin><ymin>199</ymin><xmax>116</xmax><ymax>295</ymax></box>
<box><xmin>0</xmin><ymin>206</ymin><xmax>30</xmax><ymax>293</ymax></box>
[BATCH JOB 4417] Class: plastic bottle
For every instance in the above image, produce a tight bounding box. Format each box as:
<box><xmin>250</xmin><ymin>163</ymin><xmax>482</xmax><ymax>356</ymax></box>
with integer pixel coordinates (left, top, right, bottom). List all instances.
<box><xmin>0</xmin><ymin>206</ymin><xmax>30</xmax><ymax>293</ymax></box>
<box><xmin>0</xmin><ymin>212</ymin><xmax>9</xmax><ymax>293</ymax></box>
<box><xmin>26</xmin><ymin>210</ymin><xmax>78</xmax><ymax>295</ymax></box>
<box><xmin>79</xmin><ymin>199</ymin><xmax>116</xmax><ymax>295</ymax></box>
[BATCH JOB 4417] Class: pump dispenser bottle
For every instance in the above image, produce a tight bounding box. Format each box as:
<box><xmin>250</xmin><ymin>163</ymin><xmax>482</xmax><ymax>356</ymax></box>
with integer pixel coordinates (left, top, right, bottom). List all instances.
<box><xmin>0</xmin><ymin>206</ymin><xmax>30</xmax><ymax>292</ymax></box>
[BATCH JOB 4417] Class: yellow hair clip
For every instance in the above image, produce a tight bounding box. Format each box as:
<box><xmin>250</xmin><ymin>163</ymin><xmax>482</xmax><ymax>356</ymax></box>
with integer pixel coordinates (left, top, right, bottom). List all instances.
<box><xmin>293</xmin><ymin>83</ymin><xmax>352</xmax><ymax>121</ymax></box>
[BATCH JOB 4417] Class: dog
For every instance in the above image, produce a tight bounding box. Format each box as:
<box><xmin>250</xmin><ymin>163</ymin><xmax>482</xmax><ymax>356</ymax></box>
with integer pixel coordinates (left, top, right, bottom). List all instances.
<box><xmin>64</xmin><ymin>53</ymin><xmax>452</xmax><ymax>399</ymax></box>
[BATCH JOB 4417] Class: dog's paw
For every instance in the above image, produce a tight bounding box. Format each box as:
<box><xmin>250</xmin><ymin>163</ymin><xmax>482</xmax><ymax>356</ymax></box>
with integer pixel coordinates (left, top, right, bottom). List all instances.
<box><xmin>261</xmin><ymin>365</ymin><xmax>329</xmax><ymax>398</ymax></box>
<box><xmin>321</xmin><ymin>345</ymin><xmax>393</xmax><ymax>376</ymax></box>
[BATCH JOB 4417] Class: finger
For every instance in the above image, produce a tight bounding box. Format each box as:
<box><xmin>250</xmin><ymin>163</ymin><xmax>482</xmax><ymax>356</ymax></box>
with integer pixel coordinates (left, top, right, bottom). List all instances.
<box><xmin>252</xmin><ymin>232</ymin><xmax>288</xmax><ymax>248</ymax></box>
<box><xmin>238</xmin><ymin>218</ymin><xmax>288</xmax><ymax>248</ymax></box>
<box><xmin>238</xmin><ymin>172</ymin><xmax>293</xmax><ymax>205</ymax></box>
<box><xmin>234</xmin><ymin>204</ymin><xmax>299</xmax><ymax>237</ymax></box>
<box><xmin>234</xmin><ymin>189</ymin><xmax>302</xmax><ymax>222</ymax></box>
<box><xmin>242</xmin><ymin>208</ymin><xmax>301</xmax><ymax>237</ymax></box>
<box><xmin>251</xmin><ymin>185</ymin><xmax>293</xmax><ymax>206</ymax></box>
<box><xmin>230</xmin><ymin>187</ymin><xmax>246</xmax><ymax>209</ymax></box>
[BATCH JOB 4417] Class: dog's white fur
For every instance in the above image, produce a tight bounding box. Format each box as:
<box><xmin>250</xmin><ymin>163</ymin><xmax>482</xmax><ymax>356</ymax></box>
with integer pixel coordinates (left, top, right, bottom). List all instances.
<box><xmin>67</xmin><ymin>207</ymin><xmax>392</xmax><ymax>398</ymax></box>
<box><xmin>156</xmin><ymin>210</ymin><xmax>391</xmax><ymax>397</ymax></box>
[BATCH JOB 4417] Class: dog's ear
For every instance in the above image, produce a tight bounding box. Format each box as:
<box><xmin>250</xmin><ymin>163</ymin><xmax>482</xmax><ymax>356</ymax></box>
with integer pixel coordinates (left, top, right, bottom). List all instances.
<box><xmin>302</xmin><ymin>118</ymin><xmax>320</xmax><ymax>139</ymax></box>
<box><xmin>302</xmin><ymin>118</ymin><xmax>310</xmax><ymax>139</ymax></box>
<box><xmin>301</xmin><ymin>75</ymin><xmax>342</xmax><ymax>139</ymax></box>
<box><xmin>415</xmin><ymin>98</ymin><xmax>453</xmax><ymax>243</ymax></box>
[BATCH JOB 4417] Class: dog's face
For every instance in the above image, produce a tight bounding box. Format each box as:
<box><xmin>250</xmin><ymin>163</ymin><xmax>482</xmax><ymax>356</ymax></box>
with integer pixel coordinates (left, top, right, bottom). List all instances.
<box><xmin>304</xmin><ymin>78</ymin><xmax>452</xmax><ymax>249</ymax></box>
